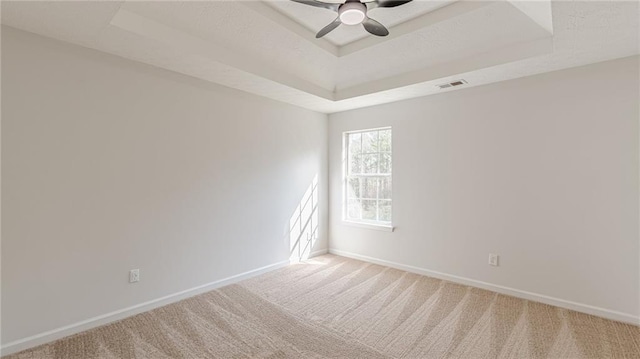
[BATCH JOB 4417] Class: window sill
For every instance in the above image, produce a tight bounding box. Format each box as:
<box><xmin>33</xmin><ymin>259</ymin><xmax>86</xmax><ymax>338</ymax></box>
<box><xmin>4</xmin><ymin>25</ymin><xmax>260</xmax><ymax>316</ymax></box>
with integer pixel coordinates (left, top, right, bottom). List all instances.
<box><xmin>342</xmin><ymin>221</ymin><xmax>395</xmax><ymax>232</ymax></box>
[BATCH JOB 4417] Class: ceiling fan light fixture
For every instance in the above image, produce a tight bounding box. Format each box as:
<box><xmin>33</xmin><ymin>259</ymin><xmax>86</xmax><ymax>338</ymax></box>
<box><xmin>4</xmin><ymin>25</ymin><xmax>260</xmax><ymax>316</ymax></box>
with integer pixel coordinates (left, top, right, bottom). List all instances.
<box><xmin>339</xmin><ymin>2</ymin><xmax>366</xmax><ymax>25</ymax></box>
<box><xmin>292</xmin><ymin>0</ymin><xmax>411</xmax><ymax>37</ymax></box>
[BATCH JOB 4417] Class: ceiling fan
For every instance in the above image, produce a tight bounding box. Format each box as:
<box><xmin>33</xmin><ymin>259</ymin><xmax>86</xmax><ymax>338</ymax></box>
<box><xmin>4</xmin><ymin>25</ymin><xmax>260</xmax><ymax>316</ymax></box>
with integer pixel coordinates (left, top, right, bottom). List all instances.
<box><xmin>290</xmin><ymin>0</ymin><xmax>413</xmax><ymax>38</ymax></box>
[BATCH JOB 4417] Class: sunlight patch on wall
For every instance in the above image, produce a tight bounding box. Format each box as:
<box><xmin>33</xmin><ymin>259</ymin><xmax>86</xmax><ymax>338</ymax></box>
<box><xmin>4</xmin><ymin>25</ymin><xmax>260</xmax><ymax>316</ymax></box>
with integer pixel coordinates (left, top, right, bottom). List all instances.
<box><xmin>289</xmin><ymin>175</ymin><xmax>319</xmax><ymax>262</ymax></box>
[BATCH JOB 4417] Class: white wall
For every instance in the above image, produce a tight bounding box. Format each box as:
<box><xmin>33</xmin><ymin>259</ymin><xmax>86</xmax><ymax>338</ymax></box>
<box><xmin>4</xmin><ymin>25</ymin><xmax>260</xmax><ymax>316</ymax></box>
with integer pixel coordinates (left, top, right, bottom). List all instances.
<box><xmin>329</xmin><ymin>56</ymin><xmax>640</xmax><ymax>322</ymax></box>
<box><xmin>1</xmin><ymin>27</ymin><xmax>328</xmax><ymax>346</ymax></box>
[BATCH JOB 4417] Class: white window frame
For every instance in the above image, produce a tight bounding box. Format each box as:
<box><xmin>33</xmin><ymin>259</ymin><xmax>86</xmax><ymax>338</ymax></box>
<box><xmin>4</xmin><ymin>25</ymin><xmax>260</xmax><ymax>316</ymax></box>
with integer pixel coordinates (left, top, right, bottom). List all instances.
<box><xmin>342</xmin><ymin>127</ymin><xmax>394</xmax><ymax>232</ymax></box>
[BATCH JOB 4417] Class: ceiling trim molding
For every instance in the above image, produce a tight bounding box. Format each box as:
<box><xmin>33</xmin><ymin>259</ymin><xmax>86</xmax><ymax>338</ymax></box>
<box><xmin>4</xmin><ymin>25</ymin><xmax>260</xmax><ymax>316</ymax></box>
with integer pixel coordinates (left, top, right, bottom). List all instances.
<box><xmin>109</xmin><ymin>8</ymin><xmax>335</xmax><ymax>101</ymax></box>
<box><xmin>107</xmin><ymin>3</ymin><xmax>554</xmax><ymax>104</ymax></box>
<box><xmin>336</xmin><ymin>35</ymin><xmax>553</xmax><ymax>100</ymax></box>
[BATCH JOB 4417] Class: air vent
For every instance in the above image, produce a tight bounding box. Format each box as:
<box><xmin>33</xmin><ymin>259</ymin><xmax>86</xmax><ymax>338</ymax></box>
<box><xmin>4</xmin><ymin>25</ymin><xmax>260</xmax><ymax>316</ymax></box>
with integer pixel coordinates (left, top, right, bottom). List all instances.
<box><xmin>437</xmin><ymin>79</ymin><xmax>467</xmax><ymax>90</ymax></box>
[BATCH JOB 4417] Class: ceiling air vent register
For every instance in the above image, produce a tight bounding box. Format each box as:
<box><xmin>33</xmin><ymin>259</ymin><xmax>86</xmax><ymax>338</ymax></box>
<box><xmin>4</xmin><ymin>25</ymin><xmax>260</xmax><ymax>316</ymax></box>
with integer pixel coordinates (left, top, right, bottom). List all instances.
<box><xmin>437</xmin><ymin>80</ymin><xmax>468</xmax><ymax>89</ymax></box>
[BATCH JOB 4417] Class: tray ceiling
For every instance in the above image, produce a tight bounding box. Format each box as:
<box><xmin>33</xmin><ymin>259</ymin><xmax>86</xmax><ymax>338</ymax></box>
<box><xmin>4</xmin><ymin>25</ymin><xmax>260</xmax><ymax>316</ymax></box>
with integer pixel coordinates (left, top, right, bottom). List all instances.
<box><xmin>1</xmin><ymin>1</ymin><xmax>638</xmax><ymax>114</ymax></box>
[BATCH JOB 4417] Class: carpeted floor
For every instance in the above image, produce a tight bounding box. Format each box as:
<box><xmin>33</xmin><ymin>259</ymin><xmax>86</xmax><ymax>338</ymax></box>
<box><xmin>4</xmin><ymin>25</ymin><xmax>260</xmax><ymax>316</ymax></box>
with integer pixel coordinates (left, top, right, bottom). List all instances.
<box><xmin>6</xmin><ymin>254</ymin><xmax>640</xmax><ymax>358</ymax></box>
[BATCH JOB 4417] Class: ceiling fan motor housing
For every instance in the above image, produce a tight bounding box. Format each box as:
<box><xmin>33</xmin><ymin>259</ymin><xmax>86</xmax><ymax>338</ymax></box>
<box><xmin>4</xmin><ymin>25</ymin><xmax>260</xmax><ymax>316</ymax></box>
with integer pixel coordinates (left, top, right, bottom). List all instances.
<box><xmin>339</xmin><ymin>1</ymin><xmax>367</xmax><ymax>25</ymax></box>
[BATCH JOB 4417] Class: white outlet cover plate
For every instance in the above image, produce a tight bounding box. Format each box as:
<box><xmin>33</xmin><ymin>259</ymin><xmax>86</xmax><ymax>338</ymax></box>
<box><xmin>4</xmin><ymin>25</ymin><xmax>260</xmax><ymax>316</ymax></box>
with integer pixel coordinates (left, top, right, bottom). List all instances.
<box><xmin>129</xmin><ymin>269</ymin><xmax>140</xmax><ymax>283</ymax></box>
<box><xmin>489</xmin><ymin>254</ymin><xmax>499</xmax><ymax>266</ymax></box>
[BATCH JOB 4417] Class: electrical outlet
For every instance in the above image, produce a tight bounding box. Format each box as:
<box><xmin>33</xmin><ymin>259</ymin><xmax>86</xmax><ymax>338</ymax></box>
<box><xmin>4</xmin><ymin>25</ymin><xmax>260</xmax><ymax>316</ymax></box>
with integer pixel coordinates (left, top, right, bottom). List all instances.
<box><xmin>488</xmin><ymin>254</ymin><xmax>499</xmax><ymax>267</ymax></box>
<box><xmin>129</xmin><ymin>269</ymin><xmax>140</xmax><ymax>283</ymax></box>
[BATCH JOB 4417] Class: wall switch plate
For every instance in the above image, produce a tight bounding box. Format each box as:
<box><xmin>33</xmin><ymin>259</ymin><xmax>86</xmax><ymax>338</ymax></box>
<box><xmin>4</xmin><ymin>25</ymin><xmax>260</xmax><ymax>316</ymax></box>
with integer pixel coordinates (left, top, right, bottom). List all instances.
<box><xmin>129</xmin><ymin>269</ymin><xmax>140</xmax><ymax>283</ymax></box>
<box><xmin>488</xmin><ymin>254</ymin><xmax>499</xmax><ymax>267</ymax></box>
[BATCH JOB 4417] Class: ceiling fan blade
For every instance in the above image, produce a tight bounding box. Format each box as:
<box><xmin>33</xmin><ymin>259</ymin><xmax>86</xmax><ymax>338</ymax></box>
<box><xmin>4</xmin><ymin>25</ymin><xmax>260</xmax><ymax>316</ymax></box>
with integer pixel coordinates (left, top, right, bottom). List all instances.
<box><xmin>366</xmin><ymin>0</ymin><xmax>412</xmax><ymax>10</ymax></box>
<box><xmin>375</xmin><ymin>0</ymin><xmax>412</xmax><ymax>8</ymax></box>
<box><xmin>316</xmin><ymin>17</ymin><xmax>342</xmax><ymax>38</ymax></box>
<box><xmin>290</xmin><ymin>0</ymin><xmax>340</xmax><ymax>12</ymax></box>
<box><xmin>362</xmin><ymin>17</ymin><xmax>389</xmax><ymax>36</ymax></box>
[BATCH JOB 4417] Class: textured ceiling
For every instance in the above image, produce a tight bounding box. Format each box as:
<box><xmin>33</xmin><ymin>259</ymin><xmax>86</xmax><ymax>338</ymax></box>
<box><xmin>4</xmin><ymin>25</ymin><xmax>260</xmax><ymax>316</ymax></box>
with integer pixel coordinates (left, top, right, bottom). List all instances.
<box><xmin>1</xmin><ymin>1</ymin><xmax>638</xmax><ymax>114</ymax></box>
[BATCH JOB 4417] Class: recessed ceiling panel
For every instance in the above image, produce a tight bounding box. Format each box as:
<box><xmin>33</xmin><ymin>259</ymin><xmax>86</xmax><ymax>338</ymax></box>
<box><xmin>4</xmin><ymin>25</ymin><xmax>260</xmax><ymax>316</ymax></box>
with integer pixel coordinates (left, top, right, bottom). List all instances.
<box><xmin>335</xmin><ymin>1</ymin><xmax>552</xmax><ymax>90</ymax></box>
<box><xmin>120</xmin><ymin>1</ymin><xmax>339</xmax><ymax>92</ymax></box>
<box><xmin>268</xmin><ymin>0</ymin><xmax>456</xmax><ymax>46</ymax></box>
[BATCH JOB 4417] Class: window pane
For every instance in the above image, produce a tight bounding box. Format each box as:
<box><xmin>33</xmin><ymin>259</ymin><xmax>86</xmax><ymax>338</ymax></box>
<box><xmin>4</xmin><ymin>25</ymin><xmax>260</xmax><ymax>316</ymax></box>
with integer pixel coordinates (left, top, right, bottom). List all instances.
<box><xmin>361</xmin><ymin>177</ymin><xmax>377</xmax><ymax>199</ymax></box>
<box><xmin>347</xmin><ymin>199</ymin><xmax>361</xmax><ymax>220</ymax></box>
<box><xmin>362</xmin><ymin>153</ymin><xmax>378</xmax><ymax>174</ymax></box>
<box><xmin>379</xmin><ymin>177</ymin><xmax>392</xmax><ymax>200</ymax></box>
<box><xmin>379</xmin><ymin>130</ymin><xmax>391</xmax><ymax>152</ymax></box>
<box><xmin>349</xmin><ymin>154</ymin><xmax>362</xmax><ymax>174</ymax></box>
<box><xmin>378</xmin><ymin>200</ymin><xmax>392</xmax><ymax>222</ymax></box>
<box><xmin>344</xmin><ymin>128</ymin><xmax>392</xmax><ymax>226</ymax></box>
<box><xmin>347</xmin><ymin>177</ymin><xmax>360</xmax><ymax>199</ymax></box>
<box><xmin>361</xmin><ymin>200</ymin><xmax>377</xmax><ymax>221</ymax></box>
<box><xmin>362</xmin><ymin>131</ymin><xmax>379</xmax><ymax>153</ymax></box>
<box><xmin>348</xmin><ymin>133</ymin><xmax>362</xmax><ymax>154</ymax></box>
<box><xmin>379</xmin><ymin>153</ymin><xmax>392</xmax><ymax>174</ymax></box>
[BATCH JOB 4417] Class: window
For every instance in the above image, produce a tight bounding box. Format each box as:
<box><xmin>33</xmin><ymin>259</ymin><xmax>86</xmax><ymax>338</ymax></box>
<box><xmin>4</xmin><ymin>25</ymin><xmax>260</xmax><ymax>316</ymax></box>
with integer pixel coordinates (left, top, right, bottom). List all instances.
<box><xmin>344</xmin><ymin>127</ymin><xmax>392</xmax><ymax>228</ymax></box>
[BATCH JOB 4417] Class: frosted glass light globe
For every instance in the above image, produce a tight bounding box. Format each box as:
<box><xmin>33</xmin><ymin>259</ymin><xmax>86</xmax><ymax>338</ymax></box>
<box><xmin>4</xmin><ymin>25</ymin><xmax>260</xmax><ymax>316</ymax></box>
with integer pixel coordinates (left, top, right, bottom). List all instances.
<box><xmin>339</xmin><ymin>2</ymin><xmax>366</xmax><ymax>25</ymax></box>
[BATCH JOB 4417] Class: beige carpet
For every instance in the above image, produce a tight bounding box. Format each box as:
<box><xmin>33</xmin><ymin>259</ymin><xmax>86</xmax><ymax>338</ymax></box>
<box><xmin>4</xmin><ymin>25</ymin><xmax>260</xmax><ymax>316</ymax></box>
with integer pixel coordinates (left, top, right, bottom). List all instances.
<box><xmin>6</xmin><ymin>254</ymin><xmax>640</xmax><ymax>358</ymax></box>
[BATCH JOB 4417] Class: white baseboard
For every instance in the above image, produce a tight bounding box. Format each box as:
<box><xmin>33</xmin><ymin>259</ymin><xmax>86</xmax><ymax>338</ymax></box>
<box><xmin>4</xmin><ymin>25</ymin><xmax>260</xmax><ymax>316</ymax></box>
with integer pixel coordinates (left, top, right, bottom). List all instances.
<box><xmin>0</xmin><ymin>259</ymin><xmax>290</xmax><ymax>356</ymax></box>
<box><xmin>289</xmin><ymin>248</ymin><xmax>329</xmax><ymax>263</ymax></box>
<box><xmin>310</xmin><ymin>248</ymin><xmax>328</xmax><ymax>258</ymax></box>
<box><xmin>329</xmin><ymin>248</ymin><xmax>639</xmax><ymax>326</ymax></box>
